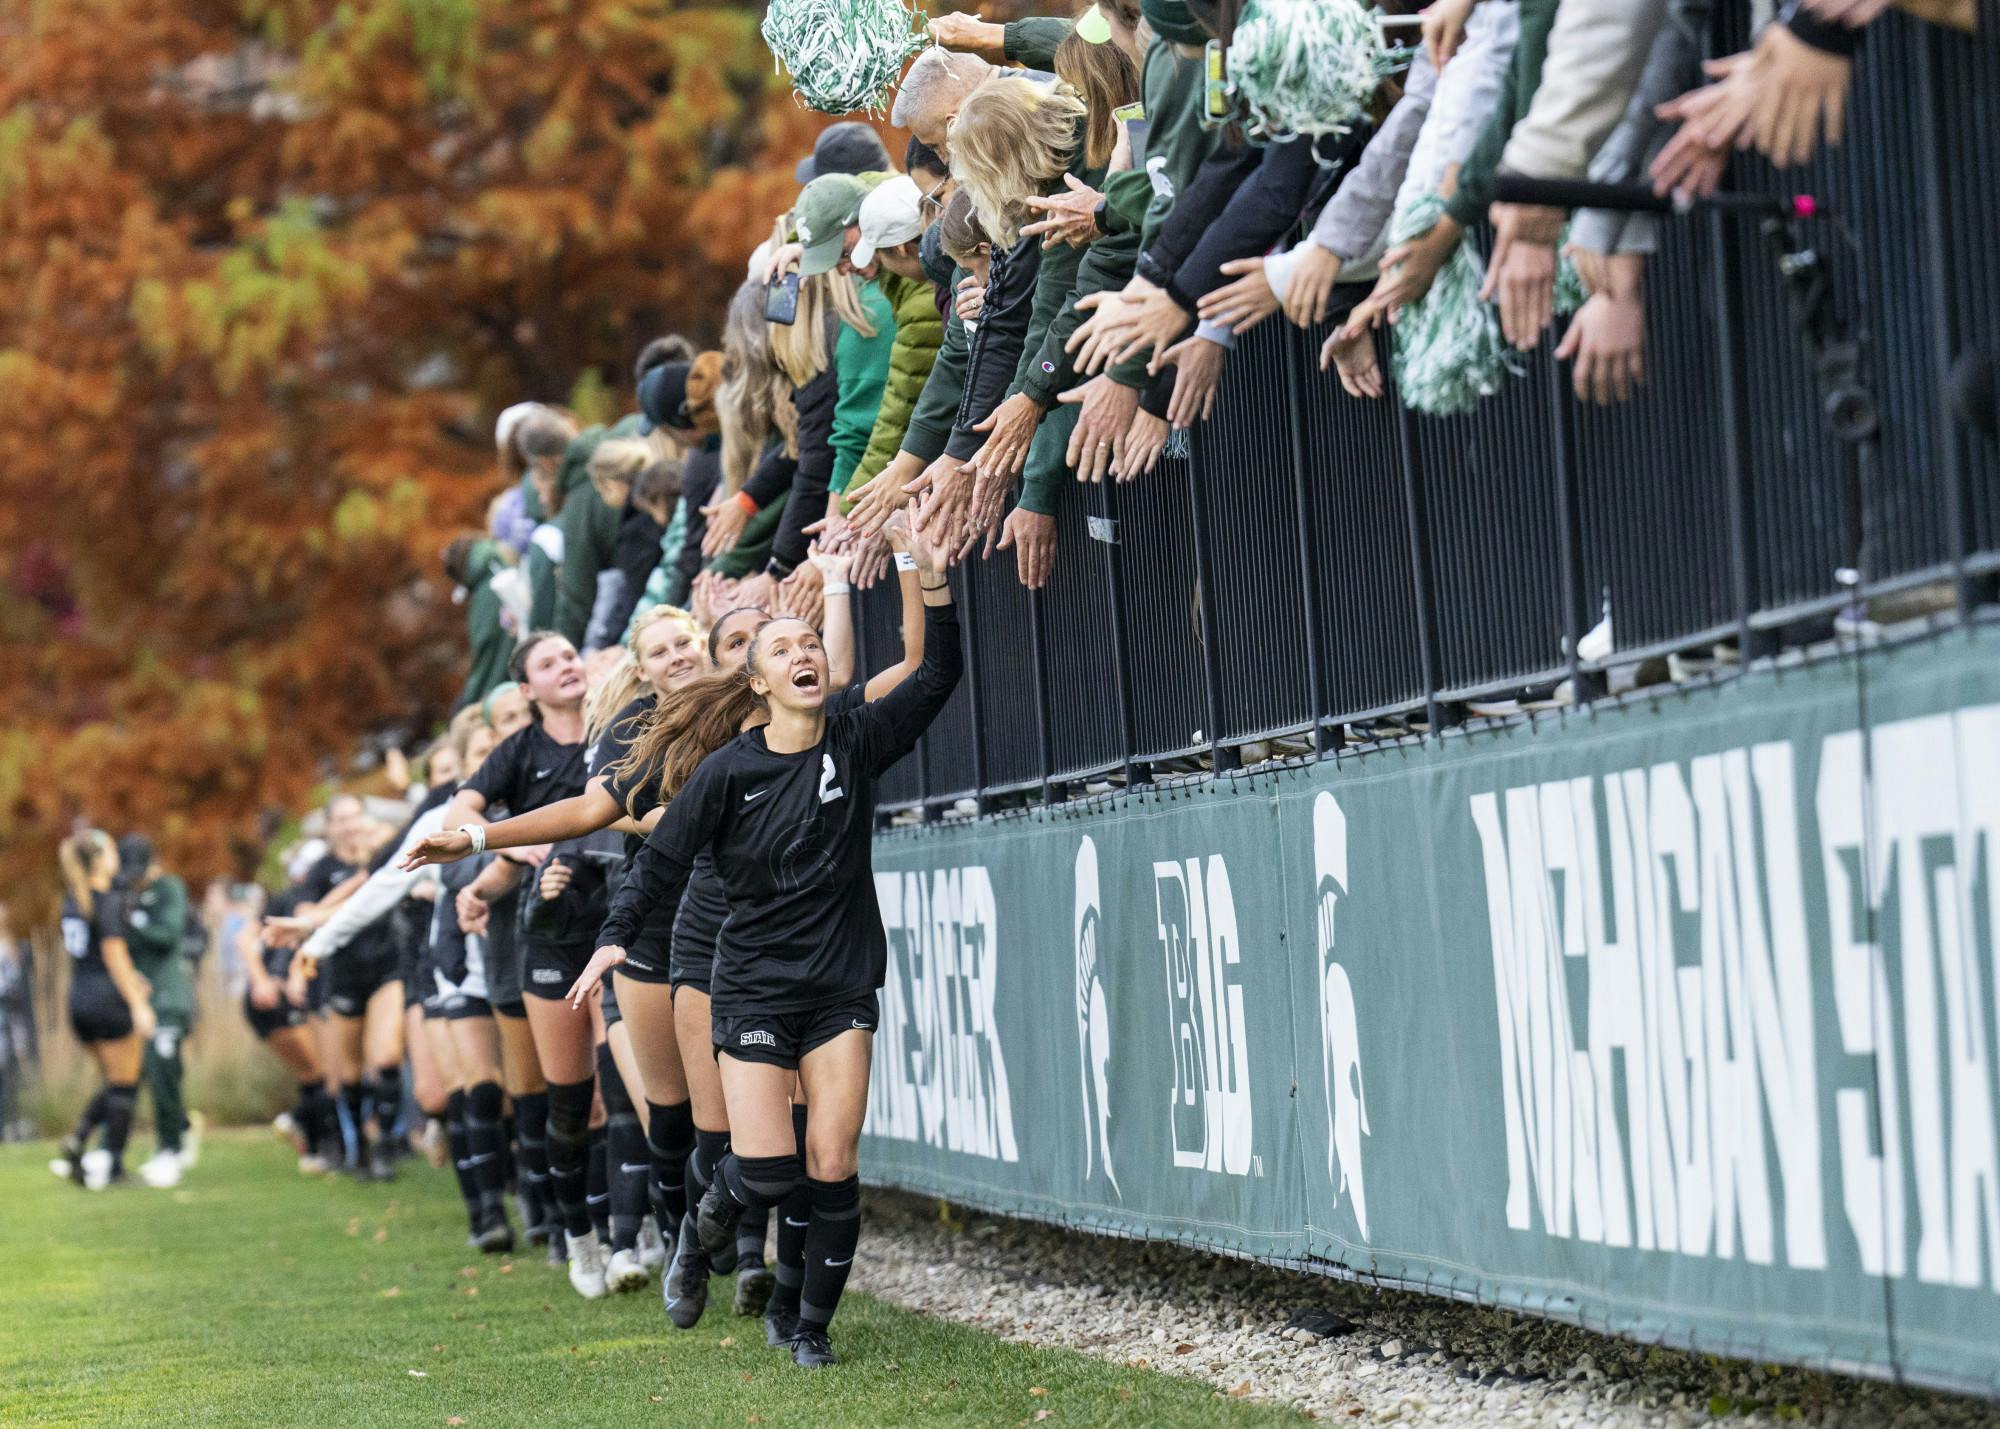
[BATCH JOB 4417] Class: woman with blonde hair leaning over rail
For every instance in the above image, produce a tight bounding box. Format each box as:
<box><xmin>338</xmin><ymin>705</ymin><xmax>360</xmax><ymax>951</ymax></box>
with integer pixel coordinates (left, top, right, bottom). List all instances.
<box><xmin>49</xmin><ymin>830</ymin><xmax>155</xmax><ymax>1190</ymax></box>
<box><xmin>569</xmin><ymin>511</ymin><xmax>962</xmax><ymax>1370</ymax></box>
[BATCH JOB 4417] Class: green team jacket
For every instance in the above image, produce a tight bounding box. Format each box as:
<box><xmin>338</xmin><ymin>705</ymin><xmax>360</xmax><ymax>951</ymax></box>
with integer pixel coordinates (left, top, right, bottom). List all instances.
<box><xmin>453</xmin><ymin>539</ymin><xmax>514</xmax><ymax>712</ymax></box>
<box><xmin>1445</xmin><ymin>0</ymin><xmax>1560</xmax><ymax>232</ymax></box>
<box><xmin>847</xmin><ymin>272</ymin><xmax>943</xmax><ymax>499</ymax></box>
<box><xmin>126</xmin><ymin>873</ymin><xmax>193</xmax><ymax>1018</ymax></box>
<box><xmin>554</xmin><ymin>413</ymin><xmax>645</xmax><ymax>647</ymax></box>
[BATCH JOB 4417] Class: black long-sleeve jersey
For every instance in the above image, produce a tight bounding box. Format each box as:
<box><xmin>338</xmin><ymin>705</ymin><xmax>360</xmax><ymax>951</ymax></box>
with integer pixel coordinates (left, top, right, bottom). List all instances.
<box><xmin>463</xmin><ymin>720</ymin><xmax>589</xmax><ymax>818</ymax></box>
<box><xmin>599</xmin><ymin>601</ymin><xmax>961</xmax><ymax>1014</ymax></box>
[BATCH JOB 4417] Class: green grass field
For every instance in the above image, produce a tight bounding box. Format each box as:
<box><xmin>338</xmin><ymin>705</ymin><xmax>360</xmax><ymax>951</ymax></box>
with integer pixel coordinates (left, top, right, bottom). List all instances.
<box><xmin>0</xmin><ymin>1130</ymin><xmax>1300</xmax><ymax>1427</ymax></box>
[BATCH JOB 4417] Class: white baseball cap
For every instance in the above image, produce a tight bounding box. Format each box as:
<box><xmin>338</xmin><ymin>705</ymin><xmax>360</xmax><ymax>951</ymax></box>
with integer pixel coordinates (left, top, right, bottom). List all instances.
<box><xmin>850</xmin><ymin>175</ymin><xmax>925</xmax><ymax>269</ymax></box>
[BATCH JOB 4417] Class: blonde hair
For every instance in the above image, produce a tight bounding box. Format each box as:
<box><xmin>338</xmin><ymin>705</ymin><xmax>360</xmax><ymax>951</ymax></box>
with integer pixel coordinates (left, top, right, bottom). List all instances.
<box><xmin>769</xmin><ymin>273</ymin><xmax>877</xmax><ymax>387</ymax></box>
<box><xmin>583</xmin><ymin>652</ymin><xmax>647</xmax><ymax>746</ymax></box>
<box><xmin>59</xmin><ymin>830</ymin><xmax>115</xmax><ymax>917</ymax></box>
<box><xmin>720</xmin><ymin>281</ymin><xmax>798</xmax><ymax>489</ymax></box>
<box><xmin>587</xmin><ymin>437</ymin><xmax>652</xmax><ymax>504</ymax></box>
<box><xmin>446</xmin><ymin>704</ymin><xmax>489</xmax><ymax>764</ymax></box>
<box><xmin>627</xmin><ymin>603</ymin><xmax>700</xmax><ymax>656</ymax></box>
<box><xmin>948</xmin><ymin>80</ymin><xmax>1085</xmax><ymax>246</ymax></box>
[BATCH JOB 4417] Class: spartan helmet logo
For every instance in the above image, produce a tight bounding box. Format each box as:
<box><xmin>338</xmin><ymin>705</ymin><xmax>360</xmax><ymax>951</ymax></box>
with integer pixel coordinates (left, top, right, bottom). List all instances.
<box><xmin>1075</xmin><ymin>836</ymin><xmax>1118</xmax><ymax>1198</ymax></box>
<box><xmin>1315</xmin><ymin>792</ymin><xmax>1370</xmax><ymax>1240</ymax></box>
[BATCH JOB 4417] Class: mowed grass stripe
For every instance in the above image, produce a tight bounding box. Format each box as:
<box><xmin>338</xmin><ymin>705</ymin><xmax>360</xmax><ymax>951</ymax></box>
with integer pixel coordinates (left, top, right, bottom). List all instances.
<box><xmin>0</xmin><ymin>1131</ymin><xmax>1301</xmax><ymax>1427</ymax></box>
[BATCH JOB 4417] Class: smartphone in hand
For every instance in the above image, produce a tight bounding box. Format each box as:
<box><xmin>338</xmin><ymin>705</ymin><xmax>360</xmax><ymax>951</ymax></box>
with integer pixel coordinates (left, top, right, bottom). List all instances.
<box><xmin>766</xmin><ymin>272</ymin><xmax>801</xmax><ymax>326</ymax></box>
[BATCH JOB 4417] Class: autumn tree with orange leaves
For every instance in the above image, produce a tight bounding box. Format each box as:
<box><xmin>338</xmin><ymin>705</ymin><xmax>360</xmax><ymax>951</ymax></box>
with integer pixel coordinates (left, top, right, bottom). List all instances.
<box><xmin>0</xmin><ymin>0</ymin><xmax>872</xmax><ymax>905</ymax></box>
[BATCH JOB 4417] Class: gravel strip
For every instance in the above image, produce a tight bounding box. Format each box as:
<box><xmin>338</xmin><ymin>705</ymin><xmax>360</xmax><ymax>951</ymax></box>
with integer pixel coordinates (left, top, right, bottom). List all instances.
<box><xmin>854</xmin><ymin>1191</ymin><xmax>2000</xmax><ymax>1426</ymax></box>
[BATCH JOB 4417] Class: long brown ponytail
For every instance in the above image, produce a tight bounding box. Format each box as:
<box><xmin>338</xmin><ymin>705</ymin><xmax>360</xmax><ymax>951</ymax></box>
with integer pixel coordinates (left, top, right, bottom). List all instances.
<box><xmin>606</xmin><ymin>667</ymin><xmax>766</xmax><ymax>817</ymax></box>
<box><xmin>59</xmin><ymin>830</ymin><xmax>112</xmax><ymax>917</ymax></box>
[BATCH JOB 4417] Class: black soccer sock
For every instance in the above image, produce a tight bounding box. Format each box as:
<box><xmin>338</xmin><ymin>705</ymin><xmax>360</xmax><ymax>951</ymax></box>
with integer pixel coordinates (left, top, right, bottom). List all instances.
<box><xmin>101</xmin><ymin>1084</ymin><xmax>140</xmax><ymax>1178</ymax></box>
<box><xmin>515</xmin><ymin>1091</ymin><xmax>552</xmax><ymax>1226</ymax></box>
<box><xmin>686</xmin><ymin>1126</ymin><xmax>730</xmax><ymax>1216</ymax></box>
<box><xmin>736</xmin><ymin>1205</ymin><xmax>770</xmax><ymax>1271</ymax></box>
<box><xmin>586</xmin><ymin>1125</ymin><xmax>611</xmax><ymax>1242</ymax></box>
<box><xmin>293</xmin><ymin>1081</ymin><xmax>326</xmax><ymax>1153</ymax></box>
<box><xmin>340</xmin><ymin>1082</ymin><xmax>368</xmax><ymax>1161</ymax></box>
<box><xmin>370</xmin><ymin>1065</ymin><xmax>404</xmax><ymax>1142</ymax></box>
<box><xmin>645</xmin><ymin>1098</ymin><xmax>695</xmax><ymax>1232</ymax></box>
<box><xmin>768</xmin><ymin>1106</ymin><xmax>812</xmax><ymax>1320</ymax></box>
<box><xmin>445</xmin><ymin>1090</ymin><xmax>482</xmax><ymax>1229</ymax></box>
<box><xmin>596</xmin><ymin>1047</ymin><xmax>646</xmax><ymax>1253</ymax></box>
<box><xmin>498</xmin><ymin>1108</ymin><xmax>518</xmax><ymax>1190</ymax></box>
<box><xmin>465</xmin><ymin>1081</ymin><xmax>510</xmax><ymax>1219</ymax></box>
<box><xmin>797</xmin><ymin>1175</ymin><xmax>862</xmax><ymax>1333</ymax></box>
<box><xmin>544</xmin><ymin>1077</ymin><xmax>595</xmax><ymax>1239</ymax></box>
<box><xmin>69</xmin><ymin>1087</ymin><xmax>110</xmax><ymax>1149</ymax></box>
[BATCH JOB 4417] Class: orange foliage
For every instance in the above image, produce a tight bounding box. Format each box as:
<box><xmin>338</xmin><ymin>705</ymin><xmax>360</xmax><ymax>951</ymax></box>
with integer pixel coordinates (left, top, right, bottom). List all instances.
<box><xmin>0</xmin><ymin>0</ymin><xmax>885</xmax><ymax>908</ymax></box>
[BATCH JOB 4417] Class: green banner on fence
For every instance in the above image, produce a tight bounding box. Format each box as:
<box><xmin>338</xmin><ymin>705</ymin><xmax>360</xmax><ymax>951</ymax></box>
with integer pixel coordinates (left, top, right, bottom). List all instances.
<box><xmin>860</xmin><ymin>627</ymin><xmax>2000</xmax><ymax>1393</ymax></box>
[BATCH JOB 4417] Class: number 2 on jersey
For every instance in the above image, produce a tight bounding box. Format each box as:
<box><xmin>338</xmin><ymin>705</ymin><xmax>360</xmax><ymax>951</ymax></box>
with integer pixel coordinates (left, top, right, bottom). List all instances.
<box><xmin>818</xmin><ymin>752</ymin><xmax>845</xmax><ymax>805</ymax></box>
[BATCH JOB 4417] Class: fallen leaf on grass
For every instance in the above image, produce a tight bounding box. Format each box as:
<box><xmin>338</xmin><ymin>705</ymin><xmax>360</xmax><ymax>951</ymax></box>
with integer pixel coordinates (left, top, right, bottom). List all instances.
<box><xmin>432</xmin><ymin>1345</ymin><xmax>444</xmax><ymax>1354</ymax></box>
<box><xmin>1227</xmin><ymin>1379</ymin><xmax>1254</xmax><ymax>1398</ymax></box>
<box><xmin>346</xmin><ymin>1219</ymin><xmax>361</xmax><ymax>1237</ymax></box>
<box><xmin>649</xmin><ymin>1396</ymin><xmax>662</xmax><ymax>1403</ymax></box>
<box><xmin>741</xmin><ymin>1372</ymin><xmax>754</xmax><ymax>1384</ymax></box>
<box><xmin>498</xmin><ymin>1264</ymin><xmax>514</xmax><ymax>1275</ymax></box>
<box><xmin>1028</xmin><ymin>1387</ymin><xmax>1047</xmax><ymax>1398</ymax></box>
<box><xmin>461</xmin><ymin>1287</ymin><xmax>478</xmax><ymax>1297</ymax></box>
<box><xmin>460</xmin><ymin>1267</ymin><xmax>479</xmax><ymax>1279</ymax></box>
<box><xmin>1127</xmin><ymin>1357</ymin><xmax>1149</xmax><ymax>1369</ymax></box>
<box><xmin>1117</xmin><ymin>1390</ymin><xmax>1132</xmax><ymax>1403</ymax></box>
<box><xmin>408</xmin><ymin>1370</ymin><xmax>428</xmax><ymax>1378</ymax></box>
<box><xmin>1173</xmin><ymin>1343</ymin><xmax>1195</xmax><ymax>1355</ymax></box>
<box><xmin>447</xmin><ymin>1418</ymin><xmax>465</xmax><ymax>1426</ymax></box>
<box><xmin>374</xmin><ymin>1227</ymin><xmax>389</xmax><ymax>1243</ymax></box>
<box><xmin>1034</xmin><ymin>1412</ymin><xmax>1054</xmax><ymax>1422</ymax></box>
<box><xmin>719</xmin><ymin>1337</ymin><xmax>736</xmax><ymax>1347</ymax></box>
<box><xmin>382</xmin><ymin>1287</ymin><xmax>402</xmax><ymax>1299</ymax></box>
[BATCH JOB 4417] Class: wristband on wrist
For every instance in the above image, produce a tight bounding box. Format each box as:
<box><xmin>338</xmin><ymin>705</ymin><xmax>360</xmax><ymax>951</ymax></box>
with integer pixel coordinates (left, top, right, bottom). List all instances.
<box><xmin>733</xmin><ymin>491</ymin><xmax>758</xmax><ymax>517</ymax></box>
<box><xmin>824</xmin><ymin>578</ymin><xmax>852</xmax><ymax>597</ymax></box>
<box><xmin>459</xmin><ymin>823</ymin><xmax>487</xmax><ymax>855</ymax></box>
<box><xmin>921</xmin><ymin>578</ymin><xmax>949</xmax><ymax>592</ymax></box>
<box><xmin>893</xmin><ymin>551</ymin><xmax>917</xmax><ymax>572</ymax></box>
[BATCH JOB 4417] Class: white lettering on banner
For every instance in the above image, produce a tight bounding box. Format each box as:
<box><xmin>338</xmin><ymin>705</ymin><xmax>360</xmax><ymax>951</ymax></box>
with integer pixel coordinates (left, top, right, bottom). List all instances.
<box><xmin>1478</xmin><ymin>707</ymin><xmax>2000</xmax><ymax>1293</ymax></box>
<box><xmin>1075</xmin><ymin>836</ymin><xmax>1120</xmax><ymax>1196</ymax></box>
<box><xmin>1315</xmin><ymin>793</ymin><xmax>1372</xmax><ymax>1239</ymax></box>
<box><xmin>870</xmin><ymin>866</ymin><xmax>1018</xmax><ymax>1163</ymax></box>
<box><xmin>1474</xmin><ymin>744</ymin><xmax>1828</xmax><ymax>1272</ymax></box>
<box><xmin>1155</xmin><ymin>855</ymin><xmax>1253</xmax><ymax>1177</ymax></box>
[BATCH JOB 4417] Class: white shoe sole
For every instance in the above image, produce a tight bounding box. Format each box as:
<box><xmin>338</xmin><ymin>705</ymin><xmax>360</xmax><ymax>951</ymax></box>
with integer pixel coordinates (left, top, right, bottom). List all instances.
<box><xmin>569</xmin><ymin>1270</ymin><xmax>609</xmax><ymax>1299</ymax></box>
<box><xmin>607</xmin><ymin>1262</ymin><xmax>650</xmax><ymax>1294</ymax></box>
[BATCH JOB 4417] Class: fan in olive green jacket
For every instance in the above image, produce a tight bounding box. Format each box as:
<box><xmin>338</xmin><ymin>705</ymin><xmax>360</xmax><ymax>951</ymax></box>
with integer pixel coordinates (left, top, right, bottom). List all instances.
<box><xmin>844</xmin><ymin>270</ymin><xmax>943</xmax><ymax>504</ymax></box>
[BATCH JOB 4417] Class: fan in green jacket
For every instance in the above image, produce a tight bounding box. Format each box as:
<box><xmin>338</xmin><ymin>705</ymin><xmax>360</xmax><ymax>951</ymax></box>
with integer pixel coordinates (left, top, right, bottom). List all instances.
<box><xmin>450</xmin><ymin>537</ymin><xmax>514</xmax><ymax>713</ymax></box>
<box><xmin>118</xmin><ymin>834</ymin><xmax>194</xmax><ymax>1182</ymax></box>
<box><xmin>830</xmin><ymin>277</ymin><xmax>899</xmax><ymax>495</ymax></box>
<box><xmin>552</xmin><ymin>413</ymin><xmax>645</xmax><ymax>648</ymax></box>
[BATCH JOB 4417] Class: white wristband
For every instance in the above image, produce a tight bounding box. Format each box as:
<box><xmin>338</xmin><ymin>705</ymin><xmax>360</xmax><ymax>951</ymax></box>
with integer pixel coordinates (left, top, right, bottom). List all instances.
<box><xmin>459</xmin><ymin>823</ymin><xmax>487</xmax><ymax>855</ymax></box>
<box><xmin>893</xmin><ymin>551</ymin><xmax>917</xmax><ymax>572</ymax></box>
<box><xmin>824</xmin><ymin>579</ymin><xmax>852</xmax><ymax>597</ymax></box>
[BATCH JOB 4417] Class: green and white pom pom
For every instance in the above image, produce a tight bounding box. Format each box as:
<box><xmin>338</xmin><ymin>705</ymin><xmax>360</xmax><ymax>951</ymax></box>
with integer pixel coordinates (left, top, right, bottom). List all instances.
<box><xmin>761</xmin><ymin>0</ymin><xmax>930</xmax><ymax>116</ymax></box>
<box><xmin>1553</xmin><ymin>220</ymin><xmax>1586</xmax><ymax>317</ymax></box>
<box><xmin>1388</xmin><ymin>193</ymin><xmax>1522</xmax><ymax>417</ymax></box>
<box><xmin>1226</xmin><ymin>0</ymin><xmax>1408</xmax><ymax>141</ymax></box>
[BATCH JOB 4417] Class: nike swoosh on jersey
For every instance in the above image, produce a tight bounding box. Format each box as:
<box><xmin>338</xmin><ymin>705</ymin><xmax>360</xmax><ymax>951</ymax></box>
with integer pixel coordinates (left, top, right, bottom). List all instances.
<box><xmin>535</xmin><ymin>768</ymin><xmax>552</xmax><ymax>778</ymax></box>
<box><xmin>784</xmin><ymin>1217</ymin><xmax>810</xmax><ymax>1228</ymax></box>
<box><xmin>742</xmin><ymin>787</ymin><xmax>771</xmax><ymax>803</ymax></box>
<box><xmin>824</xmin><ymin>1256</ymin><xmax>854</xmax><ymax>1267</ymax></box>
<box><xmin>619</xmin><ymin>1162</ymin><xmax>651</xmax><ymax>1174</ymax></box>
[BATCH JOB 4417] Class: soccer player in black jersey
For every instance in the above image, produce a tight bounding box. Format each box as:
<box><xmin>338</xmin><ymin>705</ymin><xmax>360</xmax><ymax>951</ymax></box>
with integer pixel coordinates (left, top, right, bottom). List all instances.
<box><xmin>434</xmin><ymin>630</ymin><xmax>613</xmax><ymax>1297</ymax></box>
<box><xmin>573</xmin><ymin>515</ymin><xmax>962</xmax><ymax>1367</ymax></box>
<box><xmin>50</xmin><ymin>831</ymin><xmax>155</xmax><ymax>1190</ymax></box>
<box><xmin>403</xmin><ymin>538</ymin><xmax>927</xmax><ymax>1332</ymax></box>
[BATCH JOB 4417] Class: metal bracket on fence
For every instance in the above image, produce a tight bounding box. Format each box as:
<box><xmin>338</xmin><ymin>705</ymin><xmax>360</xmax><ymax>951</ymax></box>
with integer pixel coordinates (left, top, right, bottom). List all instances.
<box><xmin>1086</xmin><ymin>515</ymin><xmax>1119</xmax><ymax>545</ymax></box>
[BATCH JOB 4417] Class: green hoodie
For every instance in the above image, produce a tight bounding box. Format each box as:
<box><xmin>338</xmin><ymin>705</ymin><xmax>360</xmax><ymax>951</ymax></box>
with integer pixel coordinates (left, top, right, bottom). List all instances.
<box><xmin>125</xmin><ymin>872</ymin><xmax>192</xmax><ymax>1019</ymax></box>
<box><xmin>554</xmin><ymin>413</ymin><xmax>644</xmax><ymax>647</ymax></box>
<box><xmin>847</xmin><ymin>271</ymin><xmax>943</xmax><ymax>499</ymax></box>
<box><xmin>830</xmin><ymin>279</ymin><xmax>898</xmax><ymax>495</ymax></box>
<box><xmin>454</xmin><ymin>538</ymin><xmax>513</xmax><ymax>713</ymax></box>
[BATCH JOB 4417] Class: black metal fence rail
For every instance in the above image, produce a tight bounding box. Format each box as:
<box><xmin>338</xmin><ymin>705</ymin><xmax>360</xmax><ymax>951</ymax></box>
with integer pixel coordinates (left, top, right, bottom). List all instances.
<box><xmin>861</xmin><ymin>8</ymin><xmax>2000</xmax><ymax>818</ymax></box>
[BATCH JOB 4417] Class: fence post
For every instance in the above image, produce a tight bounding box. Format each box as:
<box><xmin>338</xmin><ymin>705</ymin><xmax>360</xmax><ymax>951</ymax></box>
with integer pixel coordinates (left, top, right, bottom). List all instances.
<box><xmin>1030</xmin><ymin>587</ymin><xmax>1058</xmax><ymax>806</ymax></box>
<box><xmin>961</xmin><ymin>558</ymin><xmax>989</xmax><ymax>813</ymax></box>
<box><xmin>1546</xmin><ymin>356</ymin><xmax>1604</xmax><ymax>703</ymax></box>
<box><xmin>1392</xmin><ymin>384</ymin><xmax>1454</xmax><ymax>735</ymax></box>
<box><xmin>1284</xmin><ymin>327</ymin><xmax>1331</xmax><ymax>757</ymax></box>
<box><xmin>1188</xmin><ymin>429</ymin><xmax>1239</xmax><ymax>773</ymax></box>
<box><xmin>1092</xmin><ymin>480</ymin><xmax>1145</xmax><ymax>788</ymax></box>
<box><xmin>1706</xmin><ymin>208</ymin><xmax>1765</xmax><ymax>657</ymax></box>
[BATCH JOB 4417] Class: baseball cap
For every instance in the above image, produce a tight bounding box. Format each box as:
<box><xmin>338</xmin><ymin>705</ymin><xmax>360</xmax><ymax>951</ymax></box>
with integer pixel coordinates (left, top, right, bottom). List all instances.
<box><xmin>794</xmin><ymin>173</ymin><xmax>869</xmax><ymax>277</ymax></box>
<box><xmin>851</xmin><ymin>174</ymin><xmax>925</xmax><ymax>268</ymax></box>
<box><xmin>794</xmin><ymin>121</ymin><xmax>892</xmax><ymax>183</ymax></box>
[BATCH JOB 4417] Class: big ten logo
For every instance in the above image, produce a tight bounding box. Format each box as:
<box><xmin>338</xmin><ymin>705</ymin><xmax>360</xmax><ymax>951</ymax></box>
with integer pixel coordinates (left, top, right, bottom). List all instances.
<box><xmin>1154</xmin><ymin>854</ymin><xmax>1254</xmax><ymax>1177</ymax></box>
<box><xmin>1314</xmin><ymin>793</ymin><xmax>1371</xmax><ymax>1239</ymax></box>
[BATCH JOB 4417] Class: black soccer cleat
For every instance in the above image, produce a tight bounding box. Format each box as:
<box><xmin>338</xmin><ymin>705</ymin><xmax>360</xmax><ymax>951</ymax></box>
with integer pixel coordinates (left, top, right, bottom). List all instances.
<box><xmin>790</xmin><ymin>1326</ymin><xmax>837</xmax><ymax>1368</ymax></box>
<box><xmin>734</xmin><ymin>1265</ymin><xmax>775</xmax><ymax>1318</ymax></box>
<box><xmin>661</xmin><ymin>1215</ymin><xmax>710</xmax><ymax>1330</ymax></box>
<box><xmin>764</xmin><ymin>1308</ymin><xmax>798</xmax><ymax>1348</ymax></box>
<box><xmin>693</xmin><ymin>1177</ymin><xmax>743</xmax><ymax>1263</ymax></box>
<box><xmin>474</xmin><ymin>1210</ymin><xmax>516</xmax><ymax>1255</ymax></box>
